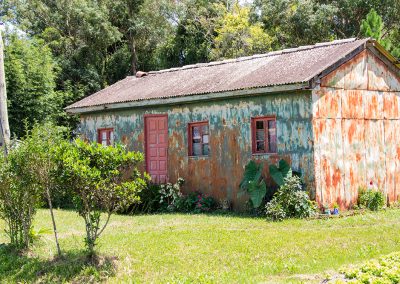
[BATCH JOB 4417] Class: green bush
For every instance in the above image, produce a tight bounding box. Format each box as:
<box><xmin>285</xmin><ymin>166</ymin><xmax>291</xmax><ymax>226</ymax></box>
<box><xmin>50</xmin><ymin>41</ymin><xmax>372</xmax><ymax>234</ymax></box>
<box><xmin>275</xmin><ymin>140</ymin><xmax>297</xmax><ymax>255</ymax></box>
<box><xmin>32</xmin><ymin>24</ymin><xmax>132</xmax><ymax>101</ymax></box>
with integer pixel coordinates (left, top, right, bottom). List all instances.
<box><xmin>159</xmin><ymin>178</ymin><xmax>185</xmax><ymax>211</ymax></box>
<box><xmin>265</xmin><ymin>171</ymin><xmax>316</xmax><ymax>221</ymax></box>
<box><xmin>57</xmin><ymin>139</ymin><xmax>148</xmax><ymax>254</ymax></box>
<box><xmin>339</xmin><ymin>252</ymin><xmax>400</xmax><ymax>283</ymax></box>
<box><xmin>176</xmin><ymin>192</ymin><xmax>217</xmax><ymax>213</ymax></box>
<box><xmin>128</xmin><ymin>183</ymin><xmax>162</xmax><ymax>214</ymax></box>
<box><xmin>358</xmin><ymin>187</ymin><xmax>385</xmax><ymax>211</ymax></box>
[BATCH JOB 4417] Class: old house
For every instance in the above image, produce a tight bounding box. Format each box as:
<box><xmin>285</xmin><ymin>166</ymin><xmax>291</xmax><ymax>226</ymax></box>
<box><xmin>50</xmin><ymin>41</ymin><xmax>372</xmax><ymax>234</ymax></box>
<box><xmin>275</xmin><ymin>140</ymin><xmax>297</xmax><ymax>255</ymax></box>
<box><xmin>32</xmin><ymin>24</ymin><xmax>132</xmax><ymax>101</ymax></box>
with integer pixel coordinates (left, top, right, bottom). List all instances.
<box><xmin>66</xmin><ymin>38</ymin><xmax>400</xmax><ymax>209</ymax></box>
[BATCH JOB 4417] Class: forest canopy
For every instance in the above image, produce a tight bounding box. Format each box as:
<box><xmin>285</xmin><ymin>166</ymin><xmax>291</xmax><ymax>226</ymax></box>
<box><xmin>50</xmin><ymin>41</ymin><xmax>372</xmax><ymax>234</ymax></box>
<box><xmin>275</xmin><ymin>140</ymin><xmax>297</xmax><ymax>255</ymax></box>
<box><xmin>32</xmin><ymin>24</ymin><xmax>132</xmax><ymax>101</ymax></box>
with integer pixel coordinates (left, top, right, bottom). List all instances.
<box><xmin>1</xmin><ymin>0</ymin><xmax>399</xmax><ymax>136</ymax></box>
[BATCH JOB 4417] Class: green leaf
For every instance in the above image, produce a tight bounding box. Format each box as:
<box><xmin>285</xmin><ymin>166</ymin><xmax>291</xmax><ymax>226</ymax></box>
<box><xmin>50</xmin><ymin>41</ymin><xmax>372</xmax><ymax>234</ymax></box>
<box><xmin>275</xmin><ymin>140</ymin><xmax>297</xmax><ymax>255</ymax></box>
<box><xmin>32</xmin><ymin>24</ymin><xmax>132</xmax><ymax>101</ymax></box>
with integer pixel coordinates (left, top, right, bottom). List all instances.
<box><xmin>248</xmin><ymin>180</ymin><xmax>266</xmax><ymax>208</ymax></box>
<box><xmin>269</xmin><ymin>159</ymin><xmax>292</xmax><ymax>186</ymax></box>
<box><xmin>239</xmin><ymin>160</ymin><xmax>260</xmax><ymax>191</ymax></box>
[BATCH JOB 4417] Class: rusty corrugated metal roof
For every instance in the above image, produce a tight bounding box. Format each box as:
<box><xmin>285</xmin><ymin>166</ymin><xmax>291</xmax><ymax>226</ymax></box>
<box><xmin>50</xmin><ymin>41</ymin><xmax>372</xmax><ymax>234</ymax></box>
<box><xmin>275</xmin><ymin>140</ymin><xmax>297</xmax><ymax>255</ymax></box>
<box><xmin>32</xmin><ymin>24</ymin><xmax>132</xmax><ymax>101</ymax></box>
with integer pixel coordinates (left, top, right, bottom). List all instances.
<box><xmin>66</xmin><ymin>38</ymin><xmax>370</xmax><ymax>110</ymax></box>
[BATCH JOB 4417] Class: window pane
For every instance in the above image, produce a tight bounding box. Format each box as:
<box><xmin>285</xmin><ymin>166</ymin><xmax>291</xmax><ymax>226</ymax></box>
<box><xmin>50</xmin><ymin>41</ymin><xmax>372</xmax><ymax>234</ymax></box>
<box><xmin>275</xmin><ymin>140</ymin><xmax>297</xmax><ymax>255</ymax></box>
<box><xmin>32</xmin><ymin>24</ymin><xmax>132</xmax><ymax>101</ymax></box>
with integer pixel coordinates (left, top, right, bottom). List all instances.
<box><xmin>268</xmin><ymin>120</ymin><xmax>277</xmax><ymax>152</ymax></box>
<box><xmin>256</xmin><ymin>129</ymin><xmax>264</xmax><ymax>141</ymax></box>
<box><xmin>256</xmin><ymin>120</ymin><xmax>264</xmax><ymax>129</ymax></box>
<box><xmin>256</xmin><ymin>141</ymin><xmax>265</xmax><ymax>152</ymax></box>
<box><xmin>202</xmin><ymin>144</ymin><xmax>209</xmax><ymax>155</ymax></box>
<box><xmin>193</xmin><ymin>142</ymin><xmax>202</xmax><ymax>156</ymax></box>
<box><xmin>192</xmin><ymin>126</ymin><xmax>201</xmax><ymax>140</ymax></box>
<box><xmin>202</xmin><ymin>134</ymin><xmax>209</xmax><ymax>144</ymax></box>
<box><xmin>109</xmin><ymin>131</ymin><xmax>114</xmax><ymax>145</ymax></box>
<box><xmin>102</xmin><ymin>132</ymin><xmax>107</xmax><ymax>140</ymax></box>
<box><xmin>202</xmin><ymin>125</ymin><xmax>209</xmax><ymax>134</ymax></box>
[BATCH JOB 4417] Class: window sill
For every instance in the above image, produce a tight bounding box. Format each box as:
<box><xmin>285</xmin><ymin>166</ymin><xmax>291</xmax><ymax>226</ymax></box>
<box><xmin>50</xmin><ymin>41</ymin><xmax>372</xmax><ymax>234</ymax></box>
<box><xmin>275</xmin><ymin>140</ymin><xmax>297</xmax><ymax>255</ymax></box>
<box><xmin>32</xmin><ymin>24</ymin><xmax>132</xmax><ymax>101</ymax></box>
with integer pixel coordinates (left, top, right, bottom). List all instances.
<box><xmin>188</xmin><ymin>155</ymin><xmax>210</xmax><ymax>159</ymax></box>
<box><xmin>252</xmin><ymin>152</ymin><xmax>278</xmax><ymax>156</ymax></box>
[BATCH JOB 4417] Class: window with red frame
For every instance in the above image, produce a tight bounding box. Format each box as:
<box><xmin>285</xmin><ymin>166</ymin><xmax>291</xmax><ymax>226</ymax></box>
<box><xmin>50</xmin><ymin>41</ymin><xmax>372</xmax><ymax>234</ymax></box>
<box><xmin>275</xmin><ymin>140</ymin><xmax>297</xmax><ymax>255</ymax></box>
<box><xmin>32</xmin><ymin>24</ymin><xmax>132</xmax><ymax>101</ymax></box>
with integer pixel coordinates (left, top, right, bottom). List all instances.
<box><xmin>97</xmin><ymin>128</ymin><xmax>114</xmax><ymax>146</ymax></box>
<box><xmin>251</xmin><ymin>116</ymin><xmax>277</xmax><ymax>154</ymax></box>
<box><xmin>188</xmin><ymin>122</ymin><xmax>209</xmax><ymax>156</ymax></box>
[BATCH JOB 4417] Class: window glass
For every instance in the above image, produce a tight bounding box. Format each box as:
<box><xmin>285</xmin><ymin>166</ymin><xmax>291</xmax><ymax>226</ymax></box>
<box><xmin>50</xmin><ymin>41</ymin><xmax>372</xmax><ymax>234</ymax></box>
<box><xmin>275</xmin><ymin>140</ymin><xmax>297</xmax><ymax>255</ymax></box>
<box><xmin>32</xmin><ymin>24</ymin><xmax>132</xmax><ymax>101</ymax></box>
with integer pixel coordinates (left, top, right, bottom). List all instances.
<box><xmin>268</xmin><ymin>120</ymin><xmax>277</xmax><ymax>153</ymax></box>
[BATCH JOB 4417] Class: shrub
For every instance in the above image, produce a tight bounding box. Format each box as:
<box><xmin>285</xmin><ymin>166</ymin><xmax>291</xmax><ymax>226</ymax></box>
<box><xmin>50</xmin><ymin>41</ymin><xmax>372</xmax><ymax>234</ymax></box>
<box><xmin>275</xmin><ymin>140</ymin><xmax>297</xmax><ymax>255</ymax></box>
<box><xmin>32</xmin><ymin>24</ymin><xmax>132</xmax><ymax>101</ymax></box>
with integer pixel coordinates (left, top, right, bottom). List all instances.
<box><xmin>0</xmin><ymin>141</ymin><xmax>42</xmax><ymax>249</ymax></box>
<box><xmin>358</xmin><ymin>186</ymin><xmax>385</xmax><ymax>211</ymax></box>
<box><xmin>57</xmin><ymin>139</ymin><xmax>148</xmax><ymax>254</ymax></box>
<box><xmin>264</xmin><ymin>199</ymin><xmax>286</xmax><ymax>221</ymax></box>
<box><xmin>159</xmin><ymin>178</ymin><xmax>185</xmax><ymax>211</ymax></box>
<box><xmin>128</xmin><ymin>183</ymin><xmax>162</xmax><ymax>214</ymax></box>
<box><xmin>0</xmin><ymin>123</ymin><xmax>68</xmax><ymax>252</ymax></box>
<box><xmin>176</xmin><ymin>192</ymin><xmax>217</xmax><ymax>213</ymax></box>
<box><xmin>265</xmin><ymin>171</ymin><xmax>316</xmax><ymax>221</ymax></box>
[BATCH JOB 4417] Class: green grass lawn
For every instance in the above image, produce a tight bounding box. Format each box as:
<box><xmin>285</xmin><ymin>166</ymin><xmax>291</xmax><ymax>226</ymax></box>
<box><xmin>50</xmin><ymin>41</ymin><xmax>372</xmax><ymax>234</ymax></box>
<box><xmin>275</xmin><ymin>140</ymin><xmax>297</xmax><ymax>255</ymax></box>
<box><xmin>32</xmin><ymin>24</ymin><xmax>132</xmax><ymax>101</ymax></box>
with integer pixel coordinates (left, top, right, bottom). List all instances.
<box><xmin>0</xmin><ymin>209</ymin><xmax>400</xmax><ymax>283</ymax></box>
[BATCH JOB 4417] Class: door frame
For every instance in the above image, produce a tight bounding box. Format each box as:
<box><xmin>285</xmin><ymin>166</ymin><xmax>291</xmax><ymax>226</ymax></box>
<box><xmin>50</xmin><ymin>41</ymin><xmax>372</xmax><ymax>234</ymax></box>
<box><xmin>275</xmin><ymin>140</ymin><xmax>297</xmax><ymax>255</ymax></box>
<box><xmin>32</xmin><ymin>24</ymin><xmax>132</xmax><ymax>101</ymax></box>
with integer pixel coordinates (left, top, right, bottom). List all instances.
<box><xmin>144</xmin><ymin>114</ymin><xmax>169</xmax><ymax>181</ymax></box>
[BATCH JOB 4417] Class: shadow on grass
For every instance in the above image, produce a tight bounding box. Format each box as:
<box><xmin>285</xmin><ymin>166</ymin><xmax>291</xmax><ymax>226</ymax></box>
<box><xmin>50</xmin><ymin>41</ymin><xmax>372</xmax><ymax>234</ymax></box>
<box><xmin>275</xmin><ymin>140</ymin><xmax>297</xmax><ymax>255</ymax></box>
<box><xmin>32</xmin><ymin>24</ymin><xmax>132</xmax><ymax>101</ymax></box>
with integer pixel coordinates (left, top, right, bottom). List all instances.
<box><xmin>0</xmin><ymin>244</ymin><xmax>117</xmax><ymax>283</ymax></box>
<box><xmin>129</xmin><ymin>209</ymin><xmax>265</xmax><ymax>219</ymax></box>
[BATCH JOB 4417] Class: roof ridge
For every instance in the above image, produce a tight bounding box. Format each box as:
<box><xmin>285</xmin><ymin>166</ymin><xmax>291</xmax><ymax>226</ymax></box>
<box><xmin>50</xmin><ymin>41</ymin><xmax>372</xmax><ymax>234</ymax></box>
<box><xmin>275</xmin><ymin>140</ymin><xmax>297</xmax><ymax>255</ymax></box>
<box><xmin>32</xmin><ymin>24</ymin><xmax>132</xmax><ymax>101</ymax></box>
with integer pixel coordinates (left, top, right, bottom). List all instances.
<box><xmin>146</xmin><ymin>37</ymin><xmax>361</xmax><ymax>75</ymax></box>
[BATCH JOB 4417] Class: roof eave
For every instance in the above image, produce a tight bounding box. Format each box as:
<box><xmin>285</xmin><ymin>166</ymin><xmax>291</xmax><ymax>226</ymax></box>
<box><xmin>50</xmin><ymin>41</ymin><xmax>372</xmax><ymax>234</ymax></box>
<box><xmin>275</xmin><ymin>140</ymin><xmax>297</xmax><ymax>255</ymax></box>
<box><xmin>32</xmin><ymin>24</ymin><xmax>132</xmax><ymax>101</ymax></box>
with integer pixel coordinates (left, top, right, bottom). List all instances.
<box><xmin>65</xmin><ymin>82</ymin><xmax>310</xmax><ymax>114</ymax></box>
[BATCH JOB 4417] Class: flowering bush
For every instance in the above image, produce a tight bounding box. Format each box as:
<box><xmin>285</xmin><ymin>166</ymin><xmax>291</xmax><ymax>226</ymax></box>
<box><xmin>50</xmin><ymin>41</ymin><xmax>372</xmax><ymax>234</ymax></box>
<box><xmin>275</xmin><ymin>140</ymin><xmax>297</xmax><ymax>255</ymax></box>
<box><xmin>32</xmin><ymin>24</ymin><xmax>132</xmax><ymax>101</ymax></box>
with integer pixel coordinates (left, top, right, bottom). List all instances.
<box><xmin>176</xmin><ymin>191</ymin><xmax>217</xmax><ymax>213</ymax></box>
<box><xmin>159</xmin><ymin>178</ymin><xmax>185</xmax><ymax>211</ymax></box>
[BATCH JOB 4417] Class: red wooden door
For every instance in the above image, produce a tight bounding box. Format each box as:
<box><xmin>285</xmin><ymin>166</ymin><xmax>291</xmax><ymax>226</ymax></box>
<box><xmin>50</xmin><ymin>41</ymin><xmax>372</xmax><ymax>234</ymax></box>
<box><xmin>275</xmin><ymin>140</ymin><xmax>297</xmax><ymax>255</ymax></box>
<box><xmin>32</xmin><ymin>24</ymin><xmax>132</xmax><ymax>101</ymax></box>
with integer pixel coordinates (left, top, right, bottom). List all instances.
<box><xmin>145</xmin><ymin>115</ymin><xmax>168</xmax><ymax>183</ymax></box>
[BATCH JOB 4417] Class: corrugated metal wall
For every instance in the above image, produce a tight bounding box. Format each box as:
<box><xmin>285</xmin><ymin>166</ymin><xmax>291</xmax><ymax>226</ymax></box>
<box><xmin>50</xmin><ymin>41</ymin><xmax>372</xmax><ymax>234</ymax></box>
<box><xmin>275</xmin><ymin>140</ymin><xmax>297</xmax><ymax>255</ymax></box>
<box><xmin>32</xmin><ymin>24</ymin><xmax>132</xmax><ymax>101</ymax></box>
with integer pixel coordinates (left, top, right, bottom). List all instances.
<box><xmin>313</xmin><ymin>50</ymin><xmax>400</xmax><ymax>208</ymax></box>
<box><xmin>79</xmin><ymin>92</ymin><xmax>315</xmax><ymax>209</ymax></box>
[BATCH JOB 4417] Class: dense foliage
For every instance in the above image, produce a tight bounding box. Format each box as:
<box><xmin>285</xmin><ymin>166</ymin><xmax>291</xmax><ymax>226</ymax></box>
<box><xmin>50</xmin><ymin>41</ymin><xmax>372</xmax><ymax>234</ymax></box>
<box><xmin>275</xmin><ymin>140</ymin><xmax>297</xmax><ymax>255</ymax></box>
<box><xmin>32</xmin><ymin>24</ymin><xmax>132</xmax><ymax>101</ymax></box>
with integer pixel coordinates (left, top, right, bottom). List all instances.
<box><xmin>130</xmin><ymin>178</ymin><xmax>218</xmax><ymax>214</ymax></box>
<box><xmin>337</xmin><ymin>252</ymin><xmax>400</xmax><ymax>283</ymax></box>
<box><xmin>0</xmin><ymin>123</ymin><xmax>66</xmax><ymax>249</ymax></box>
<box><xmin>1</xmin><ymin>0</ymin><xmax>399</xmax><ymax>137</ymax></box>
<box><xmin>57</xmin><ymin>139</ymin><xmax>148</xmax><ymax>253</ymax></box>
<box><xmin>358</xmin><ymin>186</ymin><xmax>385</xmax><ymax>211</ymax></box>
<box><xmin>0</xmin><ymin>144</ymin><xmax>41</xmax><ymax>249</ymax></box>
<box><xmin>265</xmin><ymin>171</ymin><xmax>316</xmax><ymax>221</ymax></box>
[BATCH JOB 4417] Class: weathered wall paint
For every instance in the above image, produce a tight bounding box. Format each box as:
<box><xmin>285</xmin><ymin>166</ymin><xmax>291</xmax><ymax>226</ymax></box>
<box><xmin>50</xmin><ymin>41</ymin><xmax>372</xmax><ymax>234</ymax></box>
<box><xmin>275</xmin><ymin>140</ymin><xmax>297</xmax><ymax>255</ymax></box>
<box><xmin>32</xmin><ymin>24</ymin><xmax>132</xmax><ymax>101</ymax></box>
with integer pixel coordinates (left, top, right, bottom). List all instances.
<box><xmin>80</xmin><ymin>92</ymin><xmax>314</xmax><ymax>209</ymax></box>
<box><xmin>314</xmin><ymin>49</ymin><xmax>400</xmax><ymax>208</ymax></box>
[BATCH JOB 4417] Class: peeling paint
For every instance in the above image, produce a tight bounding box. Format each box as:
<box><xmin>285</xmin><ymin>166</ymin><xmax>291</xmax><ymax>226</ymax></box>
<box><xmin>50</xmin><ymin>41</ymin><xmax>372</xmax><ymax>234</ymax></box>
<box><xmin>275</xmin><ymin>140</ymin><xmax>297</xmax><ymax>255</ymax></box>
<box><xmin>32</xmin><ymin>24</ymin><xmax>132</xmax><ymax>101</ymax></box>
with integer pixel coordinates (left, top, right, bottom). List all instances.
<box><xmin>80</xmin><ymin>92</ymin><xmax>314</xmax><ymax>209</ymax></box>
<box><xmin>313</xmin><ymin>49</ymin><xmax>400</xmax><ymax>209</ymax></box>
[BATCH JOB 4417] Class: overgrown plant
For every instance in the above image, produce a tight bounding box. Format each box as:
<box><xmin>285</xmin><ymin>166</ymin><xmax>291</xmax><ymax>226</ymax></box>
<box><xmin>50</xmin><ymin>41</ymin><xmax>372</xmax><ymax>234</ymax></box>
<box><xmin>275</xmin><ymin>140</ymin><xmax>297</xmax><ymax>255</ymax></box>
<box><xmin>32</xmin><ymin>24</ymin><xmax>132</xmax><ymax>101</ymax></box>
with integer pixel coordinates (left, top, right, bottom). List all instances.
<box><xmin>238</xmin><ymin>160</ymin><xmax>266</xmax><ymax>209</ymax></box>
<box><xmin>159</xmin><ymin>178</ymin><xmax>185</xmax><ymax>211</ymax></box>
<box><xmin>358</xmin><ymin>186</ymin><xmax>385</xmax><ymax>211</ymax></box>
<box><xmin>57</xmin><ymin>139</ymin><xmax>148</xmax><ymax>255</ymax></box>
<box><xmin>175</xmin><ymin>192</ymin><xmax>217</xmax><ymax>213</ymax></box>
<box><xmin>265</xmin><ymin>171</ymin><xmax>316</xmax><ymax>221</ymax></box>
<box><xmin>269</xmin><ymin>159</ymin><xmax>302</xmax><ymax>186</ymax></box>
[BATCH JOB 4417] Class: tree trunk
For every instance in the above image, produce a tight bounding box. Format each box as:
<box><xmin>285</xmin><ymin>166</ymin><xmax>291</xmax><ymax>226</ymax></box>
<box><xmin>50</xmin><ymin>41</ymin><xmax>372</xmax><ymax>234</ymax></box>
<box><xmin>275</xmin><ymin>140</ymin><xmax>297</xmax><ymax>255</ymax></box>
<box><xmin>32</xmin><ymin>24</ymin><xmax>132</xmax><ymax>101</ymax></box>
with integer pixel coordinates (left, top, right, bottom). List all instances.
<box><xmin>129</xmin><ymin>37</ymin><xmax>138</xmax><ymax>75</ymax></box>
<box><xmin>46</xmin><ymin>186</ymin><xmax>62</xmax><ymax>257</ymax></box>
<box><xmin>0</xmin><ymin>30</ymin><xmax>11</xmax><ymax>153</ymax></box>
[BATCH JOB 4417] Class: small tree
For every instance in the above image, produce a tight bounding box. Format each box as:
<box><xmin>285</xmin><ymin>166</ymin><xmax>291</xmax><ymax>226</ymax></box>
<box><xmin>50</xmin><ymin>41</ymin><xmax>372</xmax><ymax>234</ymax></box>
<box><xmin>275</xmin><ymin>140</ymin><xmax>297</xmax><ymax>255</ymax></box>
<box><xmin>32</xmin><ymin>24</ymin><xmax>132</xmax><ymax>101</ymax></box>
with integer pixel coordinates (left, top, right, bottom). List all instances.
<box><xmin>0</xmin><ymin>140</ymin><xmax>42</xmax><ymax>249</ymax></box>
<box><xmin>57</xmin><ymin>139</ymin><xmax>148</xmax><ymax>255</ymax></box>
<box><xmin>22</xmin><ymin>123</ymin><xmax>68</xmax><ymax>256</ymax></box>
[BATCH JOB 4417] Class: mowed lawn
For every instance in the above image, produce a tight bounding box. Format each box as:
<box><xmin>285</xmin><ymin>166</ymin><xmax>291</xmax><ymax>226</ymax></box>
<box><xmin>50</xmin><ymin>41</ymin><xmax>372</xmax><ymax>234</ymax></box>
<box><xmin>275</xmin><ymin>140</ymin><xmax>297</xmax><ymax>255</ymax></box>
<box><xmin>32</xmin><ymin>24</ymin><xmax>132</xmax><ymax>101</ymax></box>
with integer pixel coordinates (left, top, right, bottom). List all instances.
<box><xmin>1</xmin><ymin>209</ymin><xmax>400</xmax><ymax>283</ymax></box>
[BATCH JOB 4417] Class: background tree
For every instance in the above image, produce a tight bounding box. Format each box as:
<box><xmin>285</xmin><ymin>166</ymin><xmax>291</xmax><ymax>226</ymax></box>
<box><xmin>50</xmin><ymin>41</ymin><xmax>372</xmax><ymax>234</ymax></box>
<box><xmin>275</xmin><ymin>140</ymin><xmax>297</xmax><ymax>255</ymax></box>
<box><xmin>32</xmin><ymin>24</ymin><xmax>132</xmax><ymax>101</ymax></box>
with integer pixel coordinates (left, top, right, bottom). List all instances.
<box><xmin>4</xmin><ymin>33</ymin><xmax>61</xmax><ymax>138</ymax></box>
<box><xmin>360</xmin><ymin>8</ymin><xmax>400</xmax><ymax>58</ymax></box>
<box><xmin>212</xmin><ymin>3</ymin><xmax>274</xmax><ymax>59</ymax></box>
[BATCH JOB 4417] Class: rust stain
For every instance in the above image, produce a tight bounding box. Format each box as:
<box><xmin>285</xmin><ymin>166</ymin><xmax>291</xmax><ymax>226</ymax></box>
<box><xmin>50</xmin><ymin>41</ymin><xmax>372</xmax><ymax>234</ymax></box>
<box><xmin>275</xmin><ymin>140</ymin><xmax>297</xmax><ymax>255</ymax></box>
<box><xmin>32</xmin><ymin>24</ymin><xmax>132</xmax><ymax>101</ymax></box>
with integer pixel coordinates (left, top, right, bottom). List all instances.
<box><xmin>332</xmin><ymin>168</ymin><xmax>341</xmax><ymax>188</ymax></box>
<box><xmin>347</xmin><ymin>122</ymin><xmax>357</xmax><ymax>143</ymax></box>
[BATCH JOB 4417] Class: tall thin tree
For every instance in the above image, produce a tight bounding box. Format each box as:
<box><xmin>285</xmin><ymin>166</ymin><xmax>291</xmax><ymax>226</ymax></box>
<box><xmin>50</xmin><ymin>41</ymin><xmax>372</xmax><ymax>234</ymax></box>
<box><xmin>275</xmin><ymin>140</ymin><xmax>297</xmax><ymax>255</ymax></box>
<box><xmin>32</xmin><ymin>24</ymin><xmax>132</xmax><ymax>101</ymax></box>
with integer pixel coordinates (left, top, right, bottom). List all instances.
<box><xmin>0</xmin><ymin>28</ymin><xmax>11</xmax><ymax>153</ymax></box>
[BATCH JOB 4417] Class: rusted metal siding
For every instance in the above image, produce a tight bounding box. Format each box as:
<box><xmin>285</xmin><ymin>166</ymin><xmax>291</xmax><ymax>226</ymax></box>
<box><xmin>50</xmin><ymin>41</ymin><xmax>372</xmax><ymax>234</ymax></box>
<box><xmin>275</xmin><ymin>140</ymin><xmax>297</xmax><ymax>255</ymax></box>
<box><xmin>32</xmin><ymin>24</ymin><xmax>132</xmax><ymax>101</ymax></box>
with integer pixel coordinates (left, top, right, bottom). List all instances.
<box><xmin>314</xmin><ymin>50</ymin><xmax>400</xmax><ymax>208</ymax></box>
<box><xmin>79</xmin><ymin>91</ymin><xmax>314</xmax><ymax>209</ymax></box>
